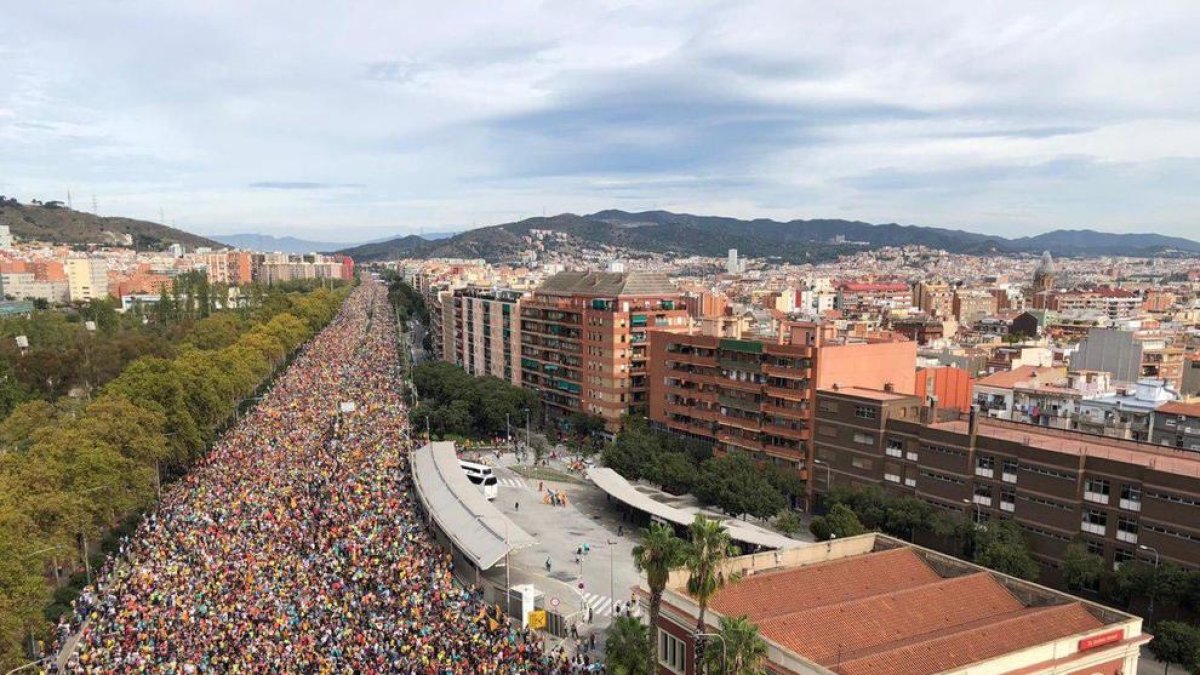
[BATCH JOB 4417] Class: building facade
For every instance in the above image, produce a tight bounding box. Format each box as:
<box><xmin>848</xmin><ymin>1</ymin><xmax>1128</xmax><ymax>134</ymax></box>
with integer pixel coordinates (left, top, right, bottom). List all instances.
<box><xmin>519</xmin><ymin>271</ymin><xmax>689</xmax><ymax>430</ymax></box>
<box><xmin>450</xmin><ymin>287</ymin><xmax>524</xmax><ymax>387</ymax></box>
<box><xmin>813</xmin><ymin>388</ymin><xmax>1200</xmax><ymax>577</ymax></box>
<box><xmin>65</xmin><ymin>257</ymin><xmax>109</xmax><ymax>301</ymax></box>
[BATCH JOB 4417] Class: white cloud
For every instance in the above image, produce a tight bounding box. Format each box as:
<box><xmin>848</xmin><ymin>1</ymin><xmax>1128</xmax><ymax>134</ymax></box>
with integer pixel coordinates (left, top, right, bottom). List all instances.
<box><xmin>0</xmin><ymin>0</ymin><xmax>1197</xmax><ymax>240</ymax></box>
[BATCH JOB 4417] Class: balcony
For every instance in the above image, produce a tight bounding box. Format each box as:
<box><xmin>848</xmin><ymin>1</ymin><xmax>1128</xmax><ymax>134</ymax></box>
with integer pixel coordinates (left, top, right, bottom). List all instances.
<box><xmin>1116</xmin><ymin>530</ymin><xmax>1138</xmax><ymax>544</ymax></box>
<box><xmin>762</xmin><ymin>401</ymin><xmax>808</xmax><ymax>419</ymax></box>
<box><xmin>717</xmin><ymin>430</ymin><xmax>765</xmax><ymax>452</ymax></box>
<box><xmin>763</xmin><ymin>423</ymin><xmax>810</xmax><ymax>441</ymax></box>
<box><xmin>766</xmin><ymin>386</ymin><xmax>810</xmax><ymax>403</ymax></box>
<box><xmin>717</xmin><ymin>393</ymin><xmax>760</xmax><ymax>412</ymax></box>
<box><xmin>762</xmin><ymin>363</ymin><xmax>812</xmax><ymax>379</ymax></box>
<box><xmin>1083</xmin><ymin>491</ymin><xmax>1110</xmax><ymax>506</ymax></box>
<box><xmin>720</xmin><ymin>415</ymin><xmax>763</xmax><ymax>433</ymax></box>
<box><xmin>1080</xmin><ymin>522</ymin><xmax>1107</xmax><ymax>536</ymax></box>
<box><xmin>721</xmin><ymin>376</ymin><xmax>764</xmax><ymax>393</ymax></box>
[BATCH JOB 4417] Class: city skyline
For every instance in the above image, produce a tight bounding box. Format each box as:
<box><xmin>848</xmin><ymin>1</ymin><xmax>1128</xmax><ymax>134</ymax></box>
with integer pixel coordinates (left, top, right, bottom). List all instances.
<box><xmin>2</xmin><ymin>2</ymin><xmax>1198</xmax><ymax>240</ymax></box>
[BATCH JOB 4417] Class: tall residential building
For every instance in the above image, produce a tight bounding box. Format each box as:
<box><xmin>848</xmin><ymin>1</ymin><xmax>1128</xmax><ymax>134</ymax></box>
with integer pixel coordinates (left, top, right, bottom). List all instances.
<box><xmin>648</xmin><ymin>321</ymin><xmax>917</xmax><ymax>507</ymax></box>
<box><xmin>519</xmin><ymin>271</ymin><xmax>689</xmax><ymax>430</ymax></box>
<box><xmin>725</xmin><ymin>249</ymin><xmax>740</xmax><ymax>275</ymax></box>
<box><xmin>450</xmin><ymin>288</ymin><xmax>524</xmax><ymax>387</ymax></box>
<box><xmin>1032</xmin><ymin>250</ymin><xmax>1057</xmax><ymax>293</ymax></box>
<box><xmin>65</xmin><ymin>258</ymin><xmax>109</xmax><ymax>302</ymax></box>
<box><xmin>205</xmin><ymin>251</ymin><xmax>254</xmax><ymax>285</ymax></box>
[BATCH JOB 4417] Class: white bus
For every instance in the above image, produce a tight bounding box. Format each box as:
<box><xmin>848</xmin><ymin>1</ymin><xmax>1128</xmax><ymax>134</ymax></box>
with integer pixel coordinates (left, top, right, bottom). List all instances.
<box><xmin>459</xmin><ymin>460</ymin><xmax>498</xmax><ymax>500</ymax></box>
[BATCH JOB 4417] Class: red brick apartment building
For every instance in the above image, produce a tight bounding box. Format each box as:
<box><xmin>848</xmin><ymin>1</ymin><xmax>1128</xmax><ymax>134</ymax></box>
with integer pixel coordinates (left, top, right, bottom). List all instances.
<box><xmin>519</xmin><ymin>271</ymin><xmax>689</xmax><ymax>431</ymax></box>
<box><xmin>812</xmin><ymin>388</ymin><xmax>1200</xmax><ymax>577</ymax></box>
<box><xmin>645</xmin><ymin>533</ymin><xmax>1145</xmax><ymax>675</ymax></box>
<box><xmin>648</xmin><ymin>322</ymin><xmax>916</xmax><ymax>506</ymax></box>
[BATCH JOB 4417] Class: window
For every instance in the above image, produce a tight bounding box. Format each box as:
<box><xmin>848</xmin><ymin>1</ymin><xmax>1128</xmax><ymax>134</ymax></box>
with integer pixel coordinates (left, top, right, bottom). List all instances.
<box><xmin>853</xmin><ymin>432</ymin><xmax>874</xmax><ymax>445</ymax></box>
<box><xmin>886</xmin><ymin>438</ymin><xmax>903</xmax><ymax>457</ymax></box>
<box><xmin>1086</xmin><ymin>540</ymin><xmax>1105</xmax><ymax>557</ymax></box>
<box><xmin>1002</xmin><ymin>459</ymin><xmax>1019</xmax><ymax>483</ymax></box>
<box><xmin>1114</xmin><ymin>548</ymin><xmax>1135</xmax><ymax>570</ymax></box>
<box><xmin>1081</xmin><ymin>509</ymin><xmax>1108</xmax><ymax>535</ymax></box>
<box><xmin>1120</xmin><ymin>485</ymin><xmax>1142</xmax><ymax>511</ymax></box>
<box><xmin>1084</xmin><ymin>478</ymin><xmax>1110</xmax><ymax>505</ymax></box>
<box><xmin>851</xmin><ymin>457</ymin><xmax>873</xmax><ymax>470</ymax></box>
<box><xmin>1117</xmin><ymin>517</ymin><xmax>1139</xmax><ymax>544</ymax></box>
<box><xmin>855</xmin><ymin>405</ymin><xmax>878</xmax><ymax>420</ymax></box>
<box><xmin>659</xmin><ymin>631</ymin><xmax>687</xmax><ymax>673</ymax></box>
<box><xmin>818</xmin><ymin>400</ymin><xmax>839</xmax><ymax>413</ymax></box>
<box><xmin>1000</xmin><ymin>487</ymin><xmax>1016</xmax><ymax>512</ymax></box>
<box><xmin>818</xmin><ymin>425</ymin><xmax>838</xmax><ymax>438</ymax></box>
<box><xmin>973</xmin><ymin>484</ymin><xmax>992</xmax><ymax>506</ymax></box>
<box><xmin>976</xmin><ymin>456</ymin><xmax>995</xmax><ymax>478</ymax></box>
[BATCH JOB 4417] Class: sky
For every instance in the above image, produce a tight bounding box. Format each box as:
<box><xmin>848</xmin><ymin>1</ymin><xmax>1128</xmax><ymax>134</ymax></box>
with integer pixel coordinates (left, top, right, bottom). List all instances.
<box><xmin>1</xmin><ymin>1</ymin><xmax>1198</xmax><ymax>243</ymax></box>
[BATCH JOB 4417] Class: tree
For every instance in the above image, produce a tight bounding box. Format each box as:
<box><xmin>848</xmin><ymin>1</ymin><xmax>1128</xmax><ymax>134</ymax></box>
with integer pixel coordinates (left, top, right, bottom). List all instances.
<box><xmin>772</xmin><ymin>511</ymin><xmax>802</xmax><ymax>536</ymax></box>
<box><xmin>1062</xmin><ymin>543</ymin><xmax>1105</xmax><ymax>593</ymax></box>
<box><xmin>605</xmin><ymin>615</ymin><xmax>651</xmax><ymax>675</ymax></box>
<box><xmin>633</xmin><ymin>523</ymin><xmax>687</xmax><ymax>675</ymax></box>
<box><xmin>694</xmin><ymin>454</ymin><xmax>785</xmax><ymax>520</ymax></box>
<box><xmin>972</xmin><ymin>520</ymin><xmax>1039</xmax><ymax>581</ymax></box>
<box><xmin>648</xmin><ymin>452</ymin><xmax>698</xmax><ymax>495</ymax></box>
<box><xmin>809</xmin><ymin>504</ymin><xmax>866</xmax><ymax>541</ymax></box>
<box><xmin>1146</xmin><ymin>621</ymin><xmax>1200</xmax><ymax>675</ymax></box>
<box><xmin>707</xmin><ymin>614</ymin><xmax>768</xmax><ymax>675</ymax></box>
<box><xmin>685</xmin><ymin>515</ymin><xmax>738</xmax><ymax>640</ymax></box>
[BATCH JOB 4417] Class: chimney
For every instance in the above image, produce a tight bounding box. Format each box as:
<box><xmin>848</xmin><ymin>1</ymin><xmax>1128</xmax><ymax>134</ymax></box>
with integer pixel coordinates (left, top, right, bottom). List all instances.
<box><xmin>968</xmin><ymin>404</ymin><xmax>980</xmax><ymax>449</ymax></box>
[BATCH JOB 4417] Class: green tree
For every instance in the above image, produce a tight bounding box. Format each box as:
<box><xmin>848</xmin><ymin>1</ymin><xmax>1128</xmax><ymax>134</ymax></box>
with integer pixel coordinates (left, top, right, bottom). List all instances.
<box><xmin>647</xmin><ymin>452</ymin><xmax>698</xmax><ymax>495</ymax></box>
<box><xmin>773</xmin><ymin>511</ymin><xmax>802</xmax><ymax>536</ymax></box>
<box><xmin>633</xmin><ymin>522</ymin><xmax>687</xmax><ymax>675</ymax></box>
<box><xmin>685</xmin><ymin>515</ymin><xmax>738</xmax><ymax>638</ymax></box>
<box><xmin>694</xmin><ymin>454</ymin><xmax>785</xmax><ymax>520</ymax></box>
<box><xmin>972</xmin><ymin>520</ymin><xmax>1039</xmax><ymax>581</ymax></box>
<box><xmin>707</xmin><ymin>614</ymin><xmax>768</xmax><ymax>675</ymax></box>
<box><xmin>1062</xmin><ymin>543</ymin><xmax>1105</xmax><ymax>593</ymax></box>
<box><xmin>1146</xmin><ymin>621</ymin><xmax>1200</xmax><ymax>675</ymax></box>
<box><xmin>809</xmin><ymin>504</ymin><xmax>866</xmax><ymax>541</ymax></box>
<box><xmin>605</xmin><ymin>614</ymin><xmax>651</xmax><ymax>675</ymax></box>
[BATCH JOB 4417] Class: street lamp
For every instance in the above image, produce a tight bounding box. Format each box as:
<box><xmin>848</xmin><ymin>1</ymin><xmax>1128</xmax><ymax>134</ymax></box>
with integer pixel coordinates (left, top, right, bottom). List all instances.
<box><xmin>693</xmin><ymin>631</ymin><xmax>728</xmax><ymax>675</ymax></box>
<box><xmin>961</xmin><ymin>498</ymin><xmax>981</xmax><ymax>525</ymax></box>
<box><xmin>605</xmin><ymin>539</ymin><xmax>616</xmax><ymax>605</ymax></box>
<box><xmin>1138</xmin><ymin>544</ymin><xmax>1160</xmax><ymax>627</ymax></box>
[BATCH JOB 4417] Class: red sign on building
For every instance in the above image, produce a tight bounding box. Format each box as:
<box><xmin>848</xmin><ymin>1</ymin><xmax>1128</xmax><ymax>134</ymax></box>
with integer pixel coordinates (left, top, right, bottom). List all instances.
<box><xmin>1078</xmin><ymin>629</ymin><xmax>1123</xmax><ymax>652</ymax></box>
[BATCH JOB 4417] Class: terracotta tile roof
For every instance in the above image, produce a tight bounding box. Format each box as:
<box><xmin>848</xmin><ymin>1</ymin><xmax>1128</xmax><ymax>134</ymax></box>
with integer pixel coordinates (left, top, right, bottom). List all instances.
<box><xmin>975</xmin><ymin>365</ymin><xmax>1063</xmax><ymax>389</ymax></box>
<box><xmin>709</xmin><ymin>548</ymin><xmax>939</xmax><ymax>622</ymax></box>
<box><xmin>761</xmin><ymin>573</ymin><xmax>1023</xmax><ymax>665</ymax></box>
<box><xmin>1158</xmin><ymin>401</ymin><xmax>1200</xmax><ymax>417</ymax></box>
<box><xmin>835</xmin><ymin>602</ymin><xmax>1104</xmax><ymax>675</ymax></box>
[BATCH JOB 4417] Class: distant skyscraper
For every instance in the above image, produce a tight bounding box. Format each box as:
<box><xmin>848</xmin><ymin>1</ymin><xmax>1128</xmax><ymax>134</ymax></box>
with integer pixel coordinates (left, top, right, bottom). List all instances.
<box><xmin>726</xmin><ymin>248</ymin><xmax>740</xmax><ymax>274</ymax></box>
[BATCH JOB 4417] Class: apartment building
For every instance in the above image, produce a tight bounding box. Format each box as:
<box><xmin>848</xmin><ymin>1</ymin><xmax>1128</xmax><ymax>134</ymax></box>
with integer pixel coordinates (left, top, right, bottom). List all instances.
<box><xmin>450</xmin><ymin>287</ymin><xmax>524</xmax><ymax>387</ymax></box>
<box><xmin>204</xmin><ymin>251</ymin><xmax>254</xmax><ymax>285</ymax></box>
<box><xmin>519</xmin><ymin>271</ymin><xmax>689</xmax><ymax>430</ymax></box>
<box><xmin>65</xmin><ymin>257</ymin><xmax>109</xmax><ymax>301</ymax></box>
<box><xmin>1151</xmin><ymin>401</ymin><xmax>1200</xmax><ymax>452</ymax></box>
<box><xmin>812</xmin><ymin>388</ymin><xmax>1200</xmax><ymax>578</ymax></box>
<box><xmin>648</xmin><ymin>322</ymin><xmax>916</xmax><ymax>505</ymax></box>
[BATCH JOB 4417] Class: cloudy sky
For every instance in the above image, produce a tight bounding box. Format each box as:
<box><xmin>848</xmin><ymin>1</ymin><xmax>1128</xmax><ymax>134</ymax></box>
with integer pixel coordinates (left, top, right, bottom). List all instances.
<box><xmin>2</xmin><ymin>1</ymin><xmax>1198</xmax><ymax>242</ymax></box>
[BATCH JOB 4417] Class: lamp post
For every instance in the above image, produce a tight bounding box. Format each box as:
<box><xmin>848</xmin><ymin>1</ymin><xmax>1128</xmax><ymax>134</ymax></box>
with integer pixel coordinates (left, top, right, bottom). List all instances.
<box><xmin>961</xmin><ymin>498</ymin><xmax>981</xmax><ymax>525</ymax></box>
<box><xmin>606</xmin><ymin>539</ymin><xmax>616</xmax><ymax>604</ymax></box>
<box><xmin>1138</xmin><ymin>544</ymin><xmax>1160</xmax><ymax>627</ymax></box>
<box><xmin>693</xmin><ymin>631</ymin><xmax>727</xmax><ymax>675</ymax></box>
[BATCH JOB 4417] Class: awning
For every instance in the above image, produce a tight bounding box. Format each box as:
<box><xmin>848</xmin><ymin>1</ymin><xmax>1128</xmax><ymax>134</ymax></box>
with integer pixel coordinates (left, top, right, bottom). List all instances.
<box><xmin>586</xmin><ymin>467</ymin><xmax>804</xmax><ymax>551</ymax></box>
<box><xmin>411</xmin><ymin>442</ymin><xmax>537</xmax><ymax>570</ymax></box>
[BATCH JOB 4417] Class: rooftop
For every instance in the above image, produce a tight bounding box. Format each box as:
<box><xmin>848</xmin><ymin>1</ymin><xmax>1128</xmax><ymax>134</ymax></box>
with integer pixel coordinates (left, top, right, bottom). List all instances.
<box><xmin>975</xmin><ymin>365</ymin><xmax>1064</xmax><ymax>390</ymax></box>
<box><xmin>701</xmin><ymin>541</ymin><xmax>1119</xmax><ymax>675</ymax></box>
<box><xmin>820</xmin><ymin>386</ymin><xmax>914</xmax><ymax>402</ymax></box>
<box><xmin>535</xmin><ymin>270</ymin><xmax>678</xmax><ymax>297</ymax></box>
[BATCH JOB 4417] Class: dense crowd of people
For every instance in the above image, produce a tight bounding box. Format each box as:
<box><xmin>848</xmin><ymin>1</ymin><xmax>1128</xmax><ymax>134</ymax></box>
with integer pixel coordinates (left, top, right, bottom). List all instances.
<box><xmin>60</xmin><ymin>283</ymin><xmax>595</xmax><ymax>673</ymax></box>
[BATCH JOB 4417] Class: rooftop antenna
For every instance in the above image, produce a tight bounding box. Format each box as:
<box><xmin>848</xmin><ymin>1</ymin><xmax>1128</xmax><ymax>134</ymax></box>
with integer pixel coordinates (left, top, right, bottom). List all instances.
<box><xmin>92</xmin><ymin>195</ymin><xmax>98</xmax><ymax>214</ymax></box>
<box><xmin>67</xmin><ymin>189</ymin><xmax>73</xmax><ymax>210</ymax></box>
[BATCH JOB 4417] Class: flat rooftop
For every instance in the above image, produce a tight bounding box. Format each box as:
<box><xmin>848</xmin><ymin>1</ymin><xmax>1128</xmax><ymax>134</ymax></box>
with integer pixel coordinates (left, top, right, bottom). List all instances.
<box><xmin>819</xmin><ymin>386</ymin><xmax>914</xmax><ymax>402</ymax></box>
<box><xmin>707</xmin><ymin>546</ymin><xmax>1107</xmax><ymax>675</ymax></box>
<box><xmin>932</xmin><ymin>419</ymin><xmax>1200</xmax><ymax>478</ymax></box>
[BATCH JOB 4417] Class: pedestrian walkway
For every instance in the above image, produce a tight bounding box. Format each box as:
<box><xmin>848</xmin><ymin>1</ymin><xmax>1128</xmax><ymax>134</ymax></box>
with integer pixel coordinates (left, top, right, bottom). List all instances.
<box><xmin>580</xmin><ymin>592</ymin><xmax>615</xmax><ymax>618</ymax></box>
<box><xmin>499</xmin><ymin>476</ymin><xmax>529</xmax><ymax>490</ymax></box>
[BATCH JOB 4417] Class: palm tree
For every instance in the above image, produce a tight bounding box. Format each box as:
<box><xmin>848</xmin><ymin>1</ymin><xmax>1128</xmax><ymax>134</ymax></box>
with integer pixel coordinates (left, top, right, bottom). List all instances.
<box><xmin>705</xmin><ymin>615</ymin><xmax>768</xmax><ymax>675</ymax></box>
<box><xmin>686</xmin><ymin>514</ymin><xmax>738</xmax><ymax>635</ymax></box>
<box><xmin>605</xmin><ymin>615</ymin><xmax>651</xmax><ymax>675</ymax></box>
<box><xmin>633</xmin><ymin>522</ymin><xmax>687</xmax><ymax>675</ymax></box>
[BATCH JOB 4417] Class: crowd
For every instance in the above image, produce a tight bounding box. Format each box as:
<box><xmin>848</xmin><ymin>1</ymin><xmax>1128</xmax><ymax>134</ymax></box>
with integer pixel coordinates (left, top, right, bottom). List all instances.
<box><xmin>60</xmin><ymin>283</ymin><xmax>596</xmax><ymax>673</ymax></box>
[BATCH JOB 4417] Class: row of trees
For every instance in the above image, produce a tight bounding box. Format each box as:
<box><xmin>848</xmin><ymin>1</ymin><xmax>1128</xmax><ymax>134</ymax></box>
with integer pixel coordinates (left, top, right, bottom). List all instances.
<box><xmin>602</xmin><ymin>419</ymin><xmax>804</xmax><ymax>521</ymax></box>
<box><xmin>409</xmin><ymin>361</ymin><xmax>540</xmax><ymax>441</ymax></box>
<box><xmin>0</xmin><ymin>284</ymin><xmax>349</xmax><ymax>669</ymax></box>
<box><xmin>605</xmin><ymin>517</ymin><xmax>768</xmax><ymax>675</ymax></box>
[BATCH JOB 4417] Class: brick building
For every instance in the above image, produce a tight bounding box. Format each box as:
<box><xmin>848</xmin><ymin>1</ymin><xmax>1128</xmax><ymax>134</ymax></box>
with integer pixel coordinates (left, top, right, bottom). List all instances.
<box><xmin>645</xmin><ymin>533</ymin><xmax>1145</xmax><ymax>675</ymax></box>
<box><xmin>450</xmin><ymin>287</ymin><xmax>524</xmax><ymax>387</ymax></box>
<box><xmin>648</xmin><ymin>322</ymin><xmax>916</xmax><ymax>506</ymax></box>
<box><xmin>812</xmin><ymin>388</ymin><xmax>1200</xmax><ymax>577</ymax></box>
<box><xmin>519</xmin><ymin>271</ymin><xmax>689</xmax><ymax>431</ymax></box>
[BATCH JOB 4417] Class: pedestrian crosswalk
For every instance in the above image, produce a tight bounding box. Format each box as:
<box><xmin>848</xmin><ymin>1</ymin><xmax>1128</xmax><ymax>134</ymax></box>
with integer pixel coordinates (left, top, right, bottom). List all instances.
<box><xmin>581</xmin><ymin>592</ymin><xmax>615</xmax><ymax>617</ymax></box>
<box><xmin>498</xmin><ymin>477</ymin><xmax>529</xmax><ymax>490</ymax></box>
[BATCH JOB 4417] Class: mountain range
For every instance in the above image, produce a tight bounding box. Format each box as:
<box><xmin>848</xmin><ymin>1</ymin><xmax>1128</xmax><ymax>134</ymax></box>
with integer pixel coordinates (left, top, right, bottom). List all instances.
<box><xmin>334</xmin><ymin>210</ymin><xmax>1200</xmax><ymax>263</ymax></box>
<box><xmin>0</xmin><ymin>198</ymin><xmax>222</xmax><ymax>249</ymax></box>
<box><xmin>210</xmin><ymin>231</ymin><xmax>459</xmax><ymax>254</ymax></box>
